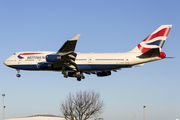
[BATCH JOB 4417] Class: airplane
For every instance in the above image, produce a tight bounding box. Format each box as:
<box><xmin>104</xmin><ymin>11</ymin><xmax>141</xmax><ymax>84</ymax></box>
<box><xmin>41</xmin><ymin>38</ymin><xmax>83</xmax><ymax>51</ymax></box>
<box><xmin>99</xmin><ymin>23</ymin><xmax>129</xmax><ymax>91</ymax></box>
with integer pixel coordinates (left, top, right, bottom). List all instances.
<box><xmin>4</xmin><ymin>25</ymin><xmax>172</xmax><ymax>81</ymax></box>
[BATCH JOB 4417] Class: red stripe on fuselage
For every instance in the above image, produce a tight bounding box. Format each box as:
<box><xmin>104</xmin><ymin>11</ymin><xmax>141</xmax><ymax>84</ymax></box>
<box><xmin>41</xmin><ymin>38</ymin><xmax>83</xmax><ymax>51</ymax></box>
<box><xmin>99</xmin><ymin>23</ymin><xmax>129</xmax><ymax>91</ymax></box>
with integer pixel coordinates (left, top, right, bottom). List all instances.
<box><xmin>18</xmin><ymin>53</ymin><xmax>41</xmax><ymax>56</ymax></box>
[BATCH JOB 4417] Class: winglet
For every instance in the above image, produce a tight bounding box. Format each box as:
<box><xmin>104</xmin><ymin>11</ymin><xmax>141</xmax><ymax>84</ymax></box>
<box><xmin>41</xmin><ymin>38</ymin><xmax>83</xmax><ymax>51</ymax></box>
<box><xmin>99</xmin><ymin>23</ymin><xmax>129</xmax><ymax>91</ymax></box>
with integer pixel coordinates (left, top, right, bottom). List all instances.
<box><xmin>70</xmin><ymin>34</ymin><xmax>81</xmax><ymax>41</ymax></box>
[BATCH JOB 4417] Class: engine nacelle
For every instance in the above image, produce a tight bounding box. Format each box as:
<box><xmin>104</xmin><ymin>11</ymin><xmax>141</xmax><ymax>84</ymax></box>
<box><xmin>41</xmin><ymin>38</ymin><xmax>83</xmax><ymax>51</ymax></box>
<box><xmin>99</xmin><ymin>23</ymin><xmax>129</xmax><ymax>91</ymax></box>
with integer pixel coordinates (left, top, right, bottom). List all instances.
<box><xmin>158</xmin><ymin>52</ymin><xmax>166</xmax><ymax>59</ymax></box>
<box><xmin>96</xmin><ymin>71</ymin><xmax>111</xmax><ymax>77</ymax></box>
<box><xmin>37</xmin><ymin>63</ymin><xmax>53</xmax><ymax>69</ymax></box>
<box><xmin>68</xmin><ymin>72</ymin><xmax>76</xmax><ymax>77</ymax></box>
<box><xmin>46</xmin><ymin>54</ymin><xmax>61</xmax><ymax>62</ymax></box>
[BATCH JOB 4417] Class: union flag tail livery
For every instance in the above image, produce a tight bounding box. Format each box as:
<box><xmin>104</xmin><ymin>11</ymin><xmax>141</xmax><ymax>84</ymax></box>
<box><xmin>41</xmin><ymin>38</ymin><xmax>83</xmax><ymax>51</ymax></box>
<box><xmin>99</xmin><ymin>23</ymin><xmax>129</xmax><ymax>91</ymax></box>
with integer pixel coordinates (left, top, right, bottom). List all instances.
<box><xmin>130</xmin><ymin>25</ymin><xmax>172</xmax><ymax>53</ymax></box>
<box><xmin>4</xmin><ymin>25</ymin><xmax>172</xmax><ymax>81</ymax></box>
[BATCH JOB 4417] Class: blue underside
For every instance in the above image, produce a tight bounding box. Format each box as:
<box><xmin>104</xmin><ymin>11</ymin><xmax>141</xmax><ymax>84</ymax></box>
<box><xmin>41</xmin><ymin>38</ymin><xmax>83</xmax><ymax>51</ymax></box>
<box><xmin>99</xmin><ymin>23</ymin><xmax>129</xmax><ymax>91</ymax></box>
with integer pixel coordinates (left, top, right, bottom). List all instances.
<box><xmin>8</xmin><ymin>64</ymin><xmax>132</xmax><ymax>71</ymax></box>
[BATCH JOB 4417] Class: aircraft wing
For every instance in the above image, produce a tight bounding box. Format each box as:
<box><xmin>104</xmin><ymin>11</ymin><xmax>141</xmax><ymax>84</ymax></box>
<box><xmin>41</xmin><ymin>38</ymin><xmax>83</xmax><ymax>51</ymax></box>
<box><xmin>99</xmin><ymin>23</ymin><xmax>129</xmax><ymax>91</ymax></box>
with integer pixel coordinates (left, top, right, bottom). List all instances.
<box><xmin>57</xmin><ymin>34</ymin><xmax>81</xmax><ymax>71</ymax></box>
<box><xmin>58</xmin><ymin>34</ymin><xmax>81</xmax><ymax>53</ymax></box>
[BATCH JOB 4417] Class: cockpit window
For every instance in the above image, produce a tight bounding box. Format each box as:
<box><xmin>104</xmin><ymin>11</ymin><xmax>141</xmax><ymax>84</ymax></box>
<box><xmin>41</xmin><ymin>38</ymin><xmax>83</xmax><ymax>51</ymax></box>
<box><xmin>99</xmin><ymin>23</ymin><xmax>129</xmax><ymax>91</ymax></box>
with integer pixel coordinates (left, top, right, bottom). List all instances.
<box><xmin>13</xmin><ymin>53</ymin><xmax>16</xmax><ymax>55</ymax></box>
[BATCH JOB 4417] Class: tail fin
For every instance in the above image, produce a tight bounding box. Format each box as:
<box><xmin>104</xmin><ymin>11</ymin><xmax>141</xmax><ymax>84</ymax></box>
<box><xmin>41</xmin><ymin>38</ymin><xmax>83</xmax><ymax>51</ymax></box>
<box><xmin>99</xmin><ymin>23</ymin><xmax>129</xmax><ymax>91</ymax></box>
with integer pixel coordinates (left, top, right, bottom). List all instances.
<box><xmin>130</xmin><ymin>25</ymin><xmax>172</xmax><ymax>53</ymax></box>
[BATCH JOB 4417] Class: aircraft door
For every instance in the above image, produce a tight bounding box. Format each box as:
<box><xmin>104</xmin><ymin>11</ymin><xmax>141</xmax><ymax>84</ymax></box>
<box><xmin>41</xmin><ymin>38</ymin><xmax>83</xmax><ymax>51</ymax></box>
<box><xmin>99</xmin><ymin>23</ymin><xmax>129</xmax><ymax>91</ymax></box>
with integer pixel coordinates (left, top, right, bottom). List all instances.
<box><xmin>125</xmin><ymin>57</ymin><xmax>129</xmax><ymax>64</ymax></box>
<box><xmin>88</xmin><ymin>57</ymin><xmax>92</xmax><ymax>63</ymax></box>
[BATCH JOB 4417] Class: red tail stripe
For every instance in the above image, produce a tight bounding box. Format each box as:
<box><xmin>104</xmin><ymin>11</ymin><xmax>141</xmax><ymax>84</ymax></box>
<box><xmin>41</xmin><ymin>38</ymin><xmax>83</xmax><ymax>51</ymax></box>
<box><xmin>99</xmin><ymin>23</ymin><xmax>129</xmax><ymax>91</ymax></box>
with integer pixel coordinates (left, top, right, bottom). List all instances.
<box><xmin>142</xmin><ymin>36</ymin><xmax>149</xmax><ymax>42</ymax></box>
<box><xmin>138</xmin><ymin>44</ymin><xmax>151</xmax><ymax>53</ymax></box>
<box><xmin>137</xmin><ymin>44</ymin><xmax>141</xmax><ymax>49</ymax></box>
<box><xmin>148</xmin><ymin>28</ymin><xmax>167</xmax><ymax>41</ymax></box>
<box><xmin>165</xmin><ymin>28</ymin><xmax>171</xmax><ymax>37</ymax></box>
<box><xmin>141</xmin><ymin>47</ymin><xmax>151</xmax><ymax>53</ymax></box>
<box><xmin>142</xmin><ymin>28</ymin><xmax>169</xmax><ymax>42</ymax></box>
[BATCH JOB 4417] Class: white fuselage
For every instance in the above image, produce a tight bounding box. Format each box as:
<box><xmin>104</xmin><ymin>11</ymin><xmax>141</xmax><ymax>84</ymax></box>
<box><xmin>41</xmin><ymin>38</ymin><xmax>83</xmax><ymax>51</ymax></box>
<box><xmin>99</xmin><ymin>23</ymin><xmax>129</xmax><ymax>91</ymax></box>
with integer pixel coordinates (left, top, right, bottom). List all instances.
<box><xmin>4</xmin><ymin>51</ymin><xmax>162</xmax><ymax>72</ymax></box>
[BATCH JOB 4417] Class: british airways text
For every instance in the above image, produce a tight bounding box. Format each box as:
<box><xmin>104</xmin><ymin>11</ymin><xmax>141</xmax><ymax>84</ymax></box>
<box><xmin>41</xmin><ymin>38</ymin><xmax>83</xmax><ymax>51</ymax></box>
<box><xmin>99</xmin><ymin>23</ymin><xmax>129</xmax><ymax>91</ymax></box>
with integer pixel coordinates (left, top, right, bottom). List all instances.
<box><xmin>27</xmin><ymin>56</ymin><xmax>45</xmax><ymax>59</ymax></box>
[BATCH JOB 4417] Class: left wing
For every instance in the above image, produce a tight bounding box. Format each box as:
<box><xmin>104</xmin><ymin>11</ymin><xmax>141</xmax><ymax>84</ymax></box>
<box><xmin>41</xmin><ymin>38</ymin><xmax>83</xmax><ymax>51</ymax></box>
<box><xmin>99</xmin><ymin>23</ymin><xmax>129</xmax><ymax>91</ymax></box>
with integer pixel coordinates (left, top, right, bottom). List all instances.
<box><xmin>58</xmin><ymin>34</ymin><xmax>81</xmax><ymax>71</ymax></box>
<box><xmin>58</xmin><ymin>34</ymin><xmax>81</xmax><ymax>53</ymax></box>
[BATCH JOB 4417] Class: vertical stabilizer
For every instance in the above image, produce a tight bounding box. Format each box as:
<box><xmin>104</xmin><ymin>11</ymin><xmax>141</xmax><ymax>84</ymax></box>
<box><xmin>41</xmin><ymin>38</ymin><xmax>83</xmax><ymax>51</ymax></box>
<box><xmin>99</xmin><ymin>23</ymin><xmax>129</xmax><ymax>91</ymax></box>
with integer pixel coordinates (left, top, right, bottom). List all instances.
<box><xmin>130</xmin><ymin>25</ymin><xmax>172</xmax><ymax>53</ymax></box>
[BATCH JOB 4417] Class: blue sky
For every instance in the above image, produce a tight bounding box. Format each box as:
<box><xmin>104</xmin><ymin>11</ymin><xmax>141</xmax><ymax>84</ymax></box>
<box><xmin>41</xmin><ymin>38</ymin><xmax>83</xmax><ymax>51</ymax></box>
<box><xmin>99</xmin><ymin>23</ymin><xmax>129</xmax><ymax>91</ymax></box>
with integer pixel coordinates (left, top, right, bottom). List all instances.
<box><xmin>0</xmin><ymin>0</ymin><xmax>180</xmax><ymax>120</ymax></box>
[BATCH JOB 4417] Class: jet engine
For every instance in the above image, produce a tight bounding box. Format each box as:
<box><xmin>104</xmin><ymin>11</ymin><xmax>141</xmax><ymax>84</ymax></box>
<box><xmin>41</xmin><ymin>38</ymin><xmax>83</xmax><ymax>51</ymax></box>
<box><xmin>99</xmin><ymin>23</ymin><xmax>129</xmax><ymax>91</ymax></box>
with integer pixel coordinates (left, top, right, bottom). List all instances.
<box><xmin>68</xmin><ymin>72</ymin><xmax>76</xmax><ymax>77</ymax></box>
<box><xmin>96</xmin><ymin>71</ymin><xmax>111</xmax><ymax>77</ymax></box>
<box><xmin>46</xmin><ymin>55</ymin><xmax>61</xmax><ymax>62</ymax></box>
<box><xmin>37</xmin><ymin>62</ymin><xmax>53</xmax><ymax>69</ymax></box>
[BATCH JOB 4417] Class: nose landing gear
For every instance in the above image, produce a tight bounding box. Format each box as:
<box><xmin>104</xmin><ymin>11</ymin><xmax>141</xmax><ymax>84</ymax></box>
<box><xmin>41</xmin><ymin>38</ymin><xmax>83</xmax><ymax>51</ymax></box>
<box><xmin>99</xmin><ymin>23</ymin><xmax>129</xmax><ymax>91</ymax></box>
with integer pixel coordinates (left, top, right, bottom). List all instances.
<box><xmin>16</xmin><ymin>69</ymin><xmax>21</xmax><ymax>77</ymax></box>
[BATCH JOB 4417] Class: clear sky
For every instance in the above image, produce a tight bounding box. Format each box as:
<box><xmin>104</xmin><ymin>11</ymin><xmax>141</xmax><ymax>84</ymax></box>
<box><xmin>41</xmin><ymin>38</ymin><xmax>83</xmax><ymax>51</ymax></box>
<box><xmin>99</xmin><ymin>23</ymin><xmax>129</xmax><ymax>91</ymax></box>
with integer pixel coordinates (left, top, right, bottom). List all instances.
<box><xmin>0</xmin><ymin>0</ymin><xmax>180</xmax><ymax>120</ymax></box>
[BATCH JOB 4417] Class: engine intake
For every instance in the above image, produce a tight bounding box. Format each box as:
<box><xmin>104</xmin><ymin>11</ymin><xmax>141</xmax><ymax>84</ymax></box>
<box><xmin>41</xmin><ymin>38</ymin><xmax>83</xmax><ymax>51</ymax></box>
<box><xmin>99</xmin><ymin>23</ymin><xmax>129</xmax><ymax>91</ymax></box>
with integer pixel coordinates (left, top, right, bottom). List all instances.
<box><xmin>46</xmin><ymin>54</ymin><xmax>61</xmax><ymax>62</ymax></box>
<box><xmin>97</xmin><ymin>71</ymin><xmax>111</xmax><ymax>77</ymax></box>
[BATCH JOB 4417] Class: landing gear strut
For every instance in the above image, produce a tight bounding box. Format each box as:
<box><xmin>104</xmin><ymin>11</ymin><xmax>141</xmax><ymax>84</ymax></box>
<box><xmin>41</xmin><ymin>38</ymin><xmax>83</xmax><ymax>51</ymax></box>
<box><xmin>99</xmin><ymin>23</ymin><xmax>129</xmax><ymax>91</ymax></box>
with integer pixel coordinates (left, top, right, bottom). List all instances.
<box><xmin>62</xmin><ymin>70</ymin><xmax>68</xmax><ymax>78</ymax></box>
<box><xmin>62</xmin><ymin>70</ymin><xmax>85</xmax><ymax>81</ymax></box>
<box><xmin>16</xmin><ymin>69</ymin><xmax>21</xmax><ymax>77</ymax></box>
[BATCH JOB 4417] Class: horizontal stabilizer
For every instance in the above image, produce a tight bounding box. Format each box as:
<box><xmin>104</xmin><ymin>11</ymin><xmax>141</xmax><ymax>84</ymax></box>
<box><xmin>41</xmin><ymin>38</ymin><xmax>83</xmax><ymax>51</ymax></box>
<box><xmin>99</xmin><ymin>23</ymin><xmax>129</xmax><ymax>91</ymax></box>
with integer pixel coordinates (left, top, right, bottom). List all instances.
<box><xmin>137</xmin><ymin>48</ymin><xmax>160</xmax><ymax>58</ymax></box>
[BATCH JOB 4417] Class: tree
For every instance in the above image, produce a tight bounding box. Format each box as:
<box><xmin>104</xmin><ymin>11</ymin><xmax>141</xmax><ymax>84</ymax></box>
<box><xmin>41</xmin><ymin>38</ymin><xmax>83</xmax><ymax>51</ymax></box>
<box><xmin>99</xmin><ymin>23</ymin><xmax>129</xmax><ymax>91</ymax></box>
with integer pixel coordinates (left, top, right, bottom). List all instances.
<box><xmin>60</xmin><ymin>90</ymin><xmax>104</xmax><ymax>120</ymax></box>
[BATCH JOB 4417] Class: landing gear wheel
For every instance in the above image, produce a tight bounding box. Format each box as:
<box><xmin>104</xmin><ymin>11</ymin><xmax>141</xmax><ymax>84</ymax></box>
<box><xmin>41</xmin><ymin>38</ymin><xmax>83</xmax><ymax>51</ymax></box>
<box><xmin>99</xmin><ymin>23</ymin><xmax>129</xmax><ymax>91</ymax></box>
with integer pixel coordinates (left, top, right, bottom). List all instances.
<box><xmin>16</xmin><ymin>74</ymin><xmax>21</xmax><ymax>77</ymax></box>
<box><xmin>64</xmin><ymin>74</ymin><xmax>68</xmax><ymax>78</ymax></box>
<box><xmin>16</xmin><ymin>69</ymin><xmax>21</xmax><ymax>78</ymax></box>
<box><xmin>75</xmin><ymin>72</ymin><xmax>85</xmax><ymax>81</ymax></box>
<box><xmin>77</xmin><ymin>78</ymin><xmax>81</xmax><ymax>81</ymax></box>
<box><xmin>62</xmin><ymin>71</ymin><xmax>66</xmax><ymax>75</ymax></box>
<box><xmin>81</xmin><ymin>76</ymin><xmax>85</xmax><ymax>79</ymax></box>
<box><xmin>62</xmin><ymin>70</ymin><xmax>69</xmax><ymax>78</ymax></box>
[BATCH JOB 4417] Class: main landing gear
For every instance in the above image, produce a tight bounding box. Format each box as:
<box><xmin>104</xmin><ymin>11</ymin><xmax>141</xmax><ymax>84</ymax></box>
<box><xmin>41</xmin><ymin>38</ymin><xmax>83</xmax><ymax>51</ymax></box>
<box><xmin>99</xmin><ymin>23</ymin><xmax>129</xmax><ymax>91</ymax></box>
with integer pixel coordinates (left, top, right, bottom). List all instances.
<box><xmin>62</xmin><ymin>70</ymin><xmax>68</xmax><ymax>78</ymax></box>
<box><xmin>76</xmin><ymin>72</ymin><xmax>85</xmax><ymax>81</ymax></box>
<box><xmin>16</xmin><ymin>69</ymin><xmax>21</xmax><ymax>77</ymax></box>
<box><xmin>62</xmin><ymin>71</ymin><xmax>85</xmax><ymax>81</ymax></box>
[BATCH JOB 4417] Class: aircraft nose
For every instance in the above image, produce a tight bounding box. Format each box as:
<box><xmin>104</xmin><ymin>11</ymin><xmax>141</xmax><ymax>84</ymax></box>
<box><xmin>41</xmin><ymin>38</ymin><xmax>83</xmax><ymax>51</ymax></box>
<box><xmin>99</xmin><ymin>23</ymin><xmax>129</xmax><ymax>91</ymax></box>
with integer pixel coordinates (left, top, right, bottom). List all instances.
<box><xmin>3</xmin><ymin>59</ymin><xmax>8</xmax><ymax>66</ymax></box>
